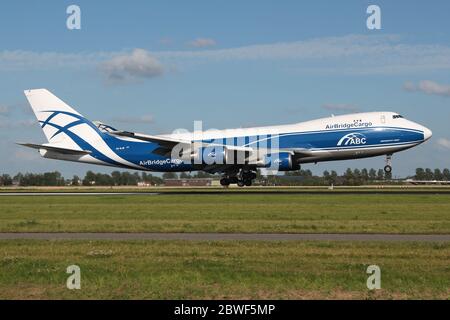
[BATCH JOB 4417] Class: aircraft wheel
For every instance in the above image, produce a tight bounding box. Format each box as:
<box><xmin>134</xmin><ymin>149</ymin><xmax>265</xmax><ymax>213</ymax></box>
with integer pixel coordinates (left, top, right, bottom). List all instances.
<box><xmin>237</xmin><ymin>180</ymin><xmax>245</xmax><ymax>187</ymax></box>
<box><xmin>244</xmin><ymin>179</ymin><xmax>252</xmax><ymax>186</ymax></box>
<box><xmin>384</xmin><ymin>165</ymin><xmax>392</xmax><ymax>173</ymax></box>
<box><xmin>220</xmin><ymin>178</ymin><xmax>230</xmax><ymax>186</ymax></box>
<box><xmin>229</xmin><ymin>177</ymin><xmax>239</xmax><ymax>184</ymax></box>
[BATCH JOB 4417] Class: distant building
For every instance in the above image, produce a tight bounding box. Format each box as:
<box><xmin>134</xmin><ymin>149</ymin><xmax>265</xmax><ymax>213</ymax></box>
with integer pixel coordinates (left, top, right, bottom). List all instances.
<box><xmin>405</xmin><ymin>179</ymin><xmax>450</xmax><ymax>185</ymax></box>
<box><xmin>137</xmin><ymin>182</ymin><xmax>152</xmax><ymax>187</ymax></box>
<box><xmin>164</xmin><ymin>178</ymin><xmax>214</xmax><ymax>187</ymax></box>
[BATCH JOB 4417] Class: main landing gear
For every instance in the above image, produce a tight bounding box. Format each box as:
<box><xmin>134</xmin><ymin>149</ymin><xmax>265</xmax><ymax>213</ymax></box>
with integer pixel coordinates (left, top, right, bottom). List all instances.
<box><xmin>220</xmin><ymin>170</ymin><xmax>256</xmax><ymax>187</ymax></box>
<box><xmin>384</xmin><ymin>154</ymin><xmax>393</xmax><ymax>173</ymax></box>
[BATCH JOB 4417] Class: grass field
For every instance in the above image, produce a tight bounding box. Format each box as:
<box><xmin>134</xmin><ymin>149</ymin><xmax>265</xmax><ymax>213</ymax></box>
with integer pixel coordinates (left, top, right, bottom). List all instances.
<box><xmin>1</xmin><ymin>189</ymin><xmax>448</xmax><ymax>299</ymax></box>
<box><xmin>2</xmin><ymin>185</ymin><xmax>450</xmax><ymax>193</ymax></box>
<box><xmin>0</xmin><ymin>193</ymin><xmax>449</xmax><ymax>233</ymax></box>
<box><xmin>0</xmin><ymin>240</ymin><xmax>448</xmax><ymax>299</ymax></box>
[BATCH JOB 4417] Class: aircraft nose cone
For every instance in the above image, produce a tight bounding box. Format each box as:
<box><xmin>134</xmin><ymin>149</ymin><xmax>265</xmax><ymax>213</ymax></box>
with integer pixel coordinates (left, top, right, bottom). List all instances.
<box><xmin>423</xmin><ymin>127</ymin><xmax>432</xmax><ymax>141</ymax></box>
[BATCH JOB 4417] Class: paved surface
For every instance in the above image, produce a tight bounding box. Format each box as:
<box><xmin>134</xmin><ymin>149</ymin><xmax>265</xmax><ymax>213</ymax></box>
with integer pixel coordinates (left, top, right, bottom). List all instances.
<box><xmin>0</xmin><ymin>233</ymin><xmax>449</xmax><ymax>241</ymax></box>
<box><xmin>1</xmin><ymin>191</ymin><xmax>450</xmax><ymax>196</ymax></box>
<box><xmin>0</xmin><ymin>192</ymin><xmax>159</xmax><ymax>196</ymax></box>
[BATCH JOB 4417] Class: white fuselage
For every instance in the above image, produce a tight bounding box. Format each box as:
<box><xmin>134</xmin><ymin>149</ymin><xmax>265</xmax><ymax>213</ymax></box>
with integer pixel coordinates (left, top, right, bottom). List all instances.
<box><xmin>160</xmin><ymin>111</ymin><xmax>431</xmax><ymax>164</ymax></box>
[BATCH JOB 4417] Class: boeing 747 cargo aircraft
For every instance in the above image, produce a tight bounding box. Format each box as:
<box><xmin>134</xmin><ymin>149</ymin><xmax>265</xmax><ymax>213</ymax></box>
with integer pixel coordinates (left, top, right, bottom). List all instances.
<box><xmin>20</xmin><ymin>89</ymin><xmax>432</xmax><ymax>186</ymax></box>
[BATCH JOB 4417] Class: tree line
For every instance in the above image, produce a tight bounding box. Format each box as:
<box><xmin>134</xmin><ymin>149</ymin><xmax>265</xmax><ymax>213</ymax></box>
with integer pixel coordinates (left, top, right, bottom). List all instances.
<box><xmin>0</xmin><ymin>170</ymin><xmax>214</xmax><ymax>186</ymax></box>
<box><xmin>275</xmin><ymin>167</ymin><xmax>450</xmax><ymax>186</ymax></box>
<box><xmin>414</xmin><ymin>168</ymin><xmax>450</xmax><ymax>181</ymax></box>
<box><xmin>0</xmin><ymin>167</ymin><xmax>448</xmax><ymax>187</ymax></box>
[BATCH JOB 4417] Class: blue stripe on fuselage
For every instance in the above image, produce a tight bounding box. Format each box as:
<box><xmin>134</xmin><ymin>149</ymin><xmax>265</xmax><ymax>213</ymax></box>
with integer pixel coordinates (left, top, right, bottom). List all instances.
<box><xmin>274</xmin><ymin>127</ymin><xmax>424</xmax><ymax>150</ymax></box>
<box><xmin>187</xmin><ymin>127</ymin><xmax>424</xmax><ymax>150</ymax></box>
<box><xmin>111</xmin><ymin>126</ymin><xmax>424</xmax><ymax>171</ymax></box>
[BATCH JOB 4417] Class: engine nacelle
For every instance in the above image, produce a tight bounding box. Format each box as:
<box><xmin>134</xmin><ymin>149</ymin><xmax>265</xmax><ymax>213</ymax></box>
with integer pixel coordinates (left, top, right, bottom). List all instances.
<box><xmin>189</xmin><ymin>146</ymin><xmax>251</xmax><ymax>165</ymax></box>
<box><xmin>190</xmin><ymin>146</ymin><xmax>227</xmax><ymax>165</ymax></box>
<box><xmin>261</xmin><ymin>152</ymin><xmax>300</xmax><ymax>171</ymax></box>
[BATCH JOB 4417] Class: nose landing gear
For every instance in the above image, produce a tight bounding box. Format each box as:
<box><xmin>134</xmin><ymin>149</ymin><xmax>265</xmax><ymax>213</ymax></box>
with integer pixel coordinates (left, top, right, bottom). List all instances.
<box><xmin>384</xmin><ymin>154</ymin><xmax>393</xmax><ymax>173</ymax></box>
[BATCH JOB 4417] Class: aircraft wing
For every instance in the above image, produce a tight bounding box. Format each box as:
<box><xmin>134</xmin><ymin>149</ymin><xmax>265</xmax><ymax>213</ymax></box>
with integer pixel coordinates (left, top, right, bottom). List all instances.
<box><xmin>110</xmin><ymin>130</ymin><xmax>255</xmax><ymax>158</ymax></box>
<box><xmin>109</xmin><ymin>131</ymin><xmax>191</xmax><ymax>148</ymax></box>
<box><xmin>292</xmin><ymin>148</ymin><xmax>315</xmax><ymax>157</ymax></box>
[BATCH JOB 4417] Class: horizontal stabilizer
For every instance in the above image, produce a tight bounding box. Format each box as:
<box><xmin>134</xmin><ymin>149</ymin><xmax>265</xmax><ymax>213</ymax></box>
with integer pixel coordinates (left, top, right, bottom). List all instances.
<box><xmin>17</xmin><ymin>143</ymin><xmax>92</xmax><ymax>155</ymax></box>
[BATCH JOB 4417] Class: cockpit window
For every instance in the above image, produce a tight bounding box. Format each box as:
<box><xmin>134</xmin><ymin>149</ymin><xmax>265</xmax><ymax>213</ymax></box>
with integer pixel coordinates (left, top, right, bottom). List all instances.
<box><xmin>392</xmin><ymin>114</ymin><xmax>403</xmax><ymax>119</ymax></box>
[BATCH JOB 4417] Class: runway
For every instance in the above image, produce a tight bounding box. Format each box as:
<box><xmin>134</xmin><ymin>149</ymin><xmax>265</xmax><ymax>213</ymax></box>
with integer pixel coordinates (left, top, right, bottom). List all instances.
<box><xmin>1</xmin><ymin>190</ymin><xmax>450</xmax><ymax>196</ymax></box>
<box><xmin>0</xmin><ymin>232</ymin><xmax>449</xmax><ymax>242</ymax></box>
<box><xmin>0</xmin><ymin>192</ymin><xmax>160</xmax><ymax>196</ymax></box>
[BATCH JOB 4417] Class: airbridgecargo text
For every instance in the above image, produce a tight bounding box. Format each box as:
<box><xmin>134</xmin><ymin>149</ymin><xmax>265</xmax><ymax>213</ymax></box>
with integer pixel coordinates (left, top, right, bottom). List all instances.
<box><xmin>139</xmin><ymin>159</ymin><xmax>183</xmax><ymax>166</ymax></box>
<box><xmin>325</xmin><ymin>120</ymin><xmax>373</xmax><ymax>130</ymax></box>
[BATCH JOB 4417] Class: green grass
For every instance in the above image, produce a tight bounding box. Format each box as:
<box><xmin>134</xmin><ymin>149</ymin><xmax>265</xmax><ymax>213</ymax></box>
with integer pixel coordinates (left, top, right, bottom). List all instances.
<box><xmin>0</xmin><ymin>240</ymin><xmax>448</xmax><ymax>299</ymax></box>
<box><xmin>1</xmin><ymin>191</ymin><xmax>448</xmax><ymax>300</ymax></box>
<box><xmin>2</xmin><ymin>186</ymin><xmax>450</xmax><ymax>193</ymax></box>
<box><xmin>1</xmin><ymin>193</ymin><xmax>450</xmax><ymax>233</ymax></box>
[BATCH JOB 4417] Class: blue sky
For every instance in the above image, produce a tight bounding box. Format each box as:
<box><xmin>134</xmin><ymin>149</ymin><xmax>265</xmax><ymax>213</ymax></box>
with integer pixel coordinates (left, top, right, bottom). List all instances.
<box><xmin>1</xmin><ymin>0</ymin><xmax>450</xmax><ymax>178</ymax></box>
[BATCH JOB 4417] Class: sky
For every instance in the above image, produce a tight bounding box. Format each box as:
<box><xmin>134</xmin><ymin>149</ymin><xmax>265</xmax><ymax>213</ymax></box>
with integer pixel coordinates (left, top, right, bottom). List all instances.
<box><xmin>1</xmin><ymin>0</ymin><xmax>450</xmax><ymax>178</ymax></box>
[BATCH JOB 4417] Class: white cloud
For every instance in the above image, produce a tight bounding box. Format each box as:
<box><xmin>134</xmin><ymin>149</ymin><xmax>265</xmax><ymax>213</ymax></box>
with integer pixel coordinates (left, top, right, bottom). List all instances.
<box><xmin>404</xmin><ymin>80</ymin><xmax>450</xmax><ymax>97</ymax></box>
<box><xmin>437</xmin><ymin>138</ymin><xmax>450</xmax><ymax>150</ymax></box>
<box><xmin>2</xmin><ymin>35</ymin><xmax>450</xmax><ymax>75</ymax></box>
<box><xmin>0</xmin><ymin>50</ymin><xmax>107</xmax><ymax>70</ymax></box>
<box><xmin>322</xmin><ymin>103</ymin><xmax>360</xmax><ymax>113</ymax></box>
<box><xmin>99</xmin><ymin>49</ymin><xmax>164</xmax><ymax>83</ymax></box>
<box><xmin>112</xmin><ymin>114</ymin><xmax>154</xmax><ymax>124</ymax></box>
<box><xmin>158</xmin><ymin>34</ymin><xmax>450</xmax><ymax>74</ymax></box>
<box><xmin>187</xmin><ymin>38</ymin><xmax>217</xmax><ymax>48</ymax></box>
<box><xmin>167</xmin><ymin>34</ymin><xmax>397</xmax><ymax>60</ymax></box>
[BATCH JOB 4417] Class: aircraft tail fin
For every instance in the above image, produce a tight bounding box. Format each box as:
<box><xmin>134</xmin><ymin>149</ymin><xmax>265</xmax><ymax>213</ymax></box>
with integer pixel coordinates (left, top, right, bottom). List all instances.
<box><xmin>23</xmin><ymin>89</ymin><xmax>102</xmax><ymax>149</ymax></box>
<box><xmin>22</xmin><ymin>89</ymin><xmax>144</xmax><ymax>169</ymax></box>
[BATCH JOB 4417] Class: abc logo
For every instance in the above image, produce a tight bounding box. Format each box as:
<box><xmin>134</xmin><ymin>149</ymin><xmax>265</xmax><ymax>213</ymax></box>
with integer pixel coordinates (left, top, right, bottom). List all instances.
<box><xmin>337</xmin><ymin>133</ymin><xmax>367</xmax><ymax>146</ymax></box>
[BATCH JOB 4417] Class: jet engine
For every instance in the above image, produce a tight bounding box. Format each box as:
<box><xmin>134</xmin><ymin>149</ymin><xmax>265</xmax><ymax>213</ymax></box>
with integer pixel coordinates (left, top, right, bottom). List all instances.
<box><xmin>261</xmin><ymin>152</ymin><xmax>300</xmax><ymax>171</ymax></box>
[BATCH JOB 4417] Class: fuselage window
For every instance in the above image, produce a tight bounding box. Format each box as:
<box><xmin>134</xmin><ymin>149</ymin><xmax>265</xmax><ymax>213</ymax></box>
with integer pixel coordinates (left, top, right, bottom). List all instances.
<box><xmin>392</xmin><ymin>115</ymin><xmax>403</xmax><ymax>119</ymax></box>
